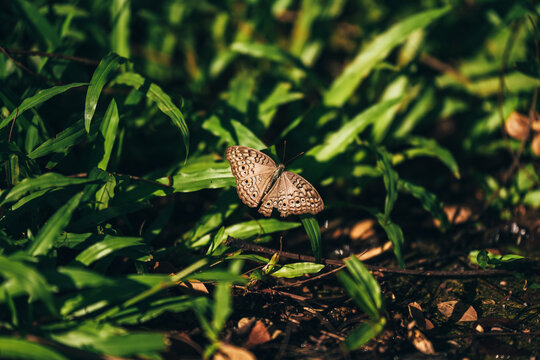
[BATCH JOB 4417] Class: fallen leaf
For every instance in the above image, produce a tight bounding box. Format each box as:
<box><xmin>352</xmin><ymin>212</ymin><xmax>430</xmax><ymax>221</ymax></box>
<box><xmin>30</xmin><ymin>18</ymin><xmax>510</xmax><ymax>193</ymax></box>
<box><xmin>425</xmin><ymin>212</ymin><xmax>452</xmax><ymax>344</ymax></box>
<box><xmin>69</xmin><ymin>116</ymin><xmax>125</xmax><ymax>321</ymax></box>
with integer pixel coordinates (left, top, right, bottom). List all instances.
<box><xmin>407</xmin><ymin>302</ymin><xmax>434</xmax><ymax>331</ymax></box>
<box><xmin>245</xmin><ymin>320</ymin><xmax>272</xmax><ymax>347</ymax></box>
<box><xmin>350</xmin><ymin>219</ymin><xmax>377</xmax><ymax>241</ymax></box>
<box><xmin>408</xmin><ymin>329</ymin><xmax>436</xmax><ymax>355</ymax></box>
<box><xmin>214</xmin><ymin>343</ymin><xmax>256</xmax><ymax>360</ymax></box>
<box><xmin>179</xmin><ymin>280</ymin><xmax>209</xmax><ymax>294</ymax></box>
<box><xmin>437</xmin><ymin>300</ymin><xmax>478</xmax><ymax>322</ymax></box>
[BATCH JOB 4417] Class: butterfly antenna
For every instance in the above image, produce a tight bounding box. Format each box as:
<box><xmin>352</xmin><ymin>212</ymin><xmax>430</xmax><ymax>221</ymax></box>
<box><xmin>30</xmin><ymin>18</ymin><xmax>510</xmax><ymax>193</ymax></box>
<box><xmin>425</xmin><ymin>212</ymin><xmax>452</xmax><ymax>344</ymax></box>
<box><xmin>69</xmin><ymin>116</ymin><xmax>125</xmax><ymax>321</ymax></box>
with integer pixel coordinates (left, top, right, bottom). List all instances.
<box><xmin>282</xmin><ymin>140</ymin><xmax>287</xmax><ymax>164</ymax></box>
<box><xmin>284</xmin><ymin>151</ymin><xmax>305</xmax><ymax>166</ymax></box>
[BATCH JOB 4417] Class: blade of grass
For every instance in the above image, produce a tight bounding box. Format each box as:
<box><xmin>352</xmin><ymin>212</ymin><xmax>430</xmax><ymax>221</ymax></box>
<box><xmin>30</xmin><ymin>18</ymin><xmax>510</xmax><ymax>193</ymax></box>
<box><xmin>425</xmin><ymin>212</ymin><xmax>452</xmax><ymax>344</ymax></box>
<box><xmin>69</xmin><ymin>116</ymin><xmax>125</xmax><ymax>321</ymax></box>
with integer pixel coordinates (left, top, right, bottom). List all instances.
<box><xmin>324</xmin><ymin>6</ymin><xmax>449</xmax><ymax>107</ymax></box>
<box><xmin>0</xmin><ymin>83</ymin><xmax>87</xmax><ymax>130</ymax></box>
<box><xmin>299</xmin><ymin>214</ymin><xmax>322</xmax><ymax>262</ymax></box>
<box><xmin>114</xmin><ymin>72</ymin><xmax>189</xmax><ymax>161</ymax></box>
<box><xmin>85</xmin><ymin>53</ymin><xmax>125</xmax><ymax>132</ymax></box>
<box><xmin>28</xmin><ymin>191</ymin><xmax>84</xmax><ymax>256</ymax></box>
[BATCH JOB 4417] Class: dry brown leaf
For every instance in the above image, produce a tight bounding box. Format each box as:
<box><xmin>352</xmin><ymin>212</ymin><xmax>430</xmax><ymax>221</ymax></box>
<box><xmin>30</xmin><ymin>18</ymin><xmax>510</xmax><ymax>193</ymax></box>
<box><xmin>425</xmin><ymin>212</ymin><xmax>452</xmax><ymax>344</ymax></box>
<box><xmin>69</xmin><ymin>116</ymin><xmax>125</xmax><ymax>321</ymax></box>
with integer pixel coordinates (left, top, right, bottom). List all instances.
<box><xmin>437</xmin><ymin>300</ymin><xmax>457</xmax><ymax>318</ymax></box>
<box><xmin>408</xmin><ymin>329</ymin><xmax>436</xmax><ymax>355</ymax></box>
<box><xmin>459</xmin><ymin>305</ymin><xmax>478</xmax><ymax>322</ymax></box>
<box><xmin>350</xmin><ymin>219</ymin><xmax>377</xmax><ymax>241</ymax></box>
<box><xmin>505</xmin><ymin>111</ymin><xmax>531</xmax><ymax>140</ymax></box>
<box><xmin>434</xmin><ymin>205</ymin><xmax>471</xmax><ymax>227</ymax></box>
<box><xmin>356</xmin><ymin>241</ymin><xmax>392</xmax><ymax>261</ymax></box>
<box><xmin>407</xmin><ymin>302</ymin><xmax>434</xmax><ymax>331</ymax></box>
<box><xmin>245</xmin><ymin>320</ymin><xmax>272</xmax><ymax>347</ymax></box>
<box><xmin>179</xmin><ymin>280</ymin><xmax>209</xmax><ymax>294</ymax></box>
<box><xmin>532</xmin><ymin>133</ymin><xmax>540</xmax><ymax>156</ymax></box>
<box><xmin>214</xmin><ymin>343</ymin><xmax>256</xmax><ymax>360</ymax></box>
<box><xmin>437</xmin><ymin>300</ymin><xmax>478</xmax><ymax>322</ymax></box>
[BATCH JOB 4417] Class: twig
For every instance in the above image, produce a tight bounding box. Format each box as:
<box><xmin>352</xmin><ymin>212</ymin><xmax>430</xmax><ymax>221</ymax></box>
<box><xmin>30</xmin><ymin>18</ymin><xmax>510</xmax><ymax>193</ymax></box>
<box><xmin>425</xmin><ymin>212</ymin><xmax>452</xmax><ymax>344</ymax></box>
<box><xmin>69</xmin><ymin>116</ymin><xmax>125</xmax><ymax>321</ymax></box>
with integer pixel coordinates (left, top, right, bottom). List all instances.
<box><xmin>68</xmin><ymin>172</ymin><xmax>173</xmax><ymax>190</ymax></box>
<box><xmin>226</xmin><ymin>237</ymin><xmax>528</xmax><ymax>278</ymax></box>
<box><xmin>7</xmin><ymin>48</ymin><xmax>99</xmax><ymax>66</ymax></box>
<box><xmin>434</xmin><ymin>331</ymin><xmax>540</xmax><ymax>339</ymax></box>
<box><xmin>0</xmin><ymin>45</ymin><xmax>61</xmax><ymax>85</ymax></box>
<box><xmin>419</xmin><ymin>53</ymin><xmax>470</xmax><ymax>85</ymax></box>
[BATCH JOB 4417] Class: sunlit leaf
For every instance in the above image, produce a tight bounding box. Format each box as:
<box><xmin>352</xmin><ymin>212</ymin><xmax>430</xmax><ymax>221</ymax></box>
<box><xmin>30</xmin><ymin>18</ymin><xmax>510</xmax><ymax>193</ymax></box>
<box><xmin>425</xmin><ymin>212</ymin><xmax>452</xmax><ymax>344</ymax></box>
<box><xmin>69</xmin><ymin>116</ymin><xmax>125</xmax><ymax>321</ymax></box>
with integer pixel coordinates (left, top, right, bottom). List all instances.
<box><xmin>324</xmin><ymin>6</ymin><xmax>449</xmax><ymax>106</ymax></box>
<box><xmin>270</xmin><ymin>262</ymin><xmax>324</xmax><ymax>278</ymax></box>
<box><xmin>84</xmin><ymin>53</ymin><xmax>125</xmax><ymax>132</ymax></box>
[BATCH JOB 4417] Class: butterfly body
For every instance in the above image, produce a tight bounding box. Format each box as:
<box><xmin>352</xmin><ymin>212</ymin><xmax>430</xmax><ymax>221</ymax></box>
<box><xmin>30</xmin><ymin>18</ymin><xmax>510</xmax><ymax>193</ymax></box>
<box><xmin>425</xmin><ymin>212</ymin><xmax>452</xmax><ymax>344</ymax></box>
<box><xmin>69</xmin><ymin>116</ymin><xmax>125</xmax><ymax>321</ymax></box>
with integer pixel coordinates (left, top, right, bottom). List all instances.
<box><xmin>225</xmin><ymin>146</ymin><xmax>323</xmax><ymax>217</ymax></box>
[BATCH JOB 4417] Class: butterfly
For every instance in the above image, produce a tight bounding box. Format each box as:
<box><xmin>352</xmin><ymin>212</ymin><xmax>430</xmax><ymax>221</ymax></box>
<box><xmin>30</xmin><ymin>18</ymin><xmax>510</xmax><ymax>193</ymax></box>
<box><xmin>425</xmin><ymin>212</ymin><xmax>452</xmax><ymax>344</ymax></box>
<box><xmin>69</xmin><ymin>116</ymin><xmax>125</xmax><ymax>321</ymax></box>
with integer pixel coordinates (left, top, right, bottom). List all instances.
<box><xmin>225</xmin><ymin>146</ymin><xmax>324</xmax><ymax>217</ymax></box>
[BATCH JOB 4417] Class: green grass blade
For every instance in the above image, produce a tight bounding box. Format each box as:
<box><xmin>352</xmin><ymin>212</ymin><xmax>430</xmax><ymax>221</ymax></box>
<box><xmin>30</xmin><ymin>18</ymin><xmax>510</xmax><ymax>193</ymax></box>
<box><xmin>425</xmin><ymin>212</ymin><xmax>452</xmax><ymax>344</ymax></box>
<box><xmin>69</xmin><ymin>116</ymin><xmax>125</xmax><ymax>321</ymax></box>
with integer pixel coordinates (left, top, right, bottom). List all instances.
<box><xmin>0</xmin><ymin>173</ymin><xmax>96</xmax><ymax>206</ymax></box>
<box><xmin>344</xmin><ymin>318</ymin><xmax>386</xmax><ymax>350</ymax></box>
<box><xmin>300</xmin><ymin>214</ymin><xmax>322</xmax><ymax>262</ymax></box>
<box><xmin>231</xmin><ymin>42</ymin><xmax>307</xmax><ymax>71</ymax></box>
<box><xmin>152</xmin><ymin>162</ymin><xmax>236</xmax><ymax>194</ymax></box>
<box><xmin>15</xmin><ymin>0</ymin><xmax>61</xmax><ymax>50</ymax></box>
<box><xmin>0</xmin><ymin>256</ymin><xmax>56</xmax><ymax>314</ymax></box>
<box><xmin>0</xmin><ymin>337</ymin><xmax>68</xmax><ymax>360</ymax></box>
<box><xmin>374</xmin><ymin>213</ymin><xmax>405</xmax><ymax>268</ymax></box>
<box><xmin>111</xmin><ymin>0</ymin><xmax>131</xmax><ymax>58</ymax></box>
<box><xmin>75</xmin><ymin>236</ymin><xmax>145</xmax><ymax>266</ymax></box>
<box><xmin>324</xmin><ymin>6</ymin><xmax>449</xmax><ymax>107</ymax></box>
<box><xmin>398</xmin><ymin>179</ymin><xmax>449</xmax><ymax>231</ymax></box>
<box><xmin>98</xmin><ymin>99</ymin><xmax>120</xmax><ymax>170</ymax></box>
<box><xmin>114</xmin><ymin>72</ymin><xmax>189</xmax><ymax>160</ymax></box>
<box><xmin>398</xmin><ymin>137</ymin><xmax>461</xmax><ymax>179</ymax></box>
<box><xmin>344</xmin><ymin>257</ymin><xmax>384</xmax><ymax>313</ymax></box>
<box><xmin>28</xmin><ymin>191</ymin><xmax>84</xmax><ymax>256</ymax></box>
<box><xmin>70</xmin><ymin>202</ymin><xmax>150</xmax><ymax>231</ymax></box>
<box><xmin>308</xmin><ymin>98</ymin><xmax>402</xmax><ymax>162</ymax></box>
<box><xmin>337</xmin><ymin>258</ymin><xmax>382</xmax><ymax>320</ymax></box>
<box><xmin>0</xmin><ymin>83</ymin><xmax>87</xmax><ymax>130</ymax></box>
<box><xmin>85</xmin><ymin>53</ymin><xmax>125</xmax><ymax>132</ymax></box>
<box><xmin>375</xmin><ymin>147</ymin><xmax>399</xmax><ymax>220</ymax></box>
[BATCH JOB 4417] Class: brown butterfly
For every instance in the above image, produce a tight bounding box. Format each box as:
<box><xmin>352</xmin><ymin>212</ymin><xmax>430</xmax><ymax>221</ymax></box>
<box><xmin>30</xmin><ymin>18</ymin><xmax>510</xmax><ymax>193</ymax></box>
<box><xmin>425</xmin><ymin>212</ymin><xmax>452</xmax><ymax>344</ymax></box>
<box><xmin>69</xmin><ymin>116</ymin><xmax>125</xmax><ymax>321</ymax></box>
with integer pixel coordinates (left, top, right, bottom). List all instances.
<box><xmin>225</xmin><ymin>146</ymin><xmax>323</xmax><ymax>217</ymax></box>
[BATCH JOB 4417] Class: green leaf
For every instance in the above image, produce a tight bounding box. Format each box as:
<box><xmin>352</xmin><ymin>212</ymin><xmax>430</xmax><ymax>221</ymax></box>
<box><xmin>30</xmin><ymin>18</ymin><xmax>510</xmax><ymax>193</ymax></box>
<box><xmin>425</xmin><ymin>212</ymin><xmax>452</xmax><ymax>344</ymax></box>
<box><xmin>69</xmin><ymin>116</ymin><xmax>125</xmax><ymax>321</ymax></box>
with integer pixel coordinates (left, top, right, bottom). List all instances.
<box><xmin>152</xmin><ymin>162</ymin><xmax>235</xmax><ymax>194</ymax></box>
<box><xmin>111</xmin><ymin>0</ymin><xmax>131</xmax><ymax>58</ymax></box>
<box><xmin>15</xmin><ymin>0</ymin><xmax>61</xmax><ymax>50</ymax></box>
<box><xmin>0</xmin><ymin>83</ymin><xmax>87</xmax><ymax>131</ymax></box>
<box><xmin>398</xmin><ymin>179</ymin><xmax>449</xmax><ymax>231</ymax></box>
<box><xmin>114</xmin><ymin>72</ymin><xmax>189</xmax><ymax>160</ymax></box>
<box><xmin>212</xmin><ymin>281</ymin><xmax>232</xmax><ymax>335</ymax></box>
<box><xmin>70</xmin><ymin>202</ymin><xmax>149</xmax><ymax>231</ymax></box>
<box><xmin>0</xmin><ymin>173</ymin><xmax>96</xmax><ymax>206</ymax></box>
<box><xmin>231</xmin><ymin>42</ymin><xmax>307</xmax><ymax>72</ymax></box>
<box><xmin>300</xmin><ymin>214</ymin><xmax>322</xmax><ymax>262</ymax></box>
<box><xmin>270</xmin><ymin>262</ymin><xmax>324</xmax><ymax>278</ymax></box>
<box><xmin>395</xmin><ymin>137</ymin><xmax>460</xmax><ymax>179</ymax></box>
<box><xmin>225</xmin><ymin>219</ymin><xmax>300</xmax><ymax>239</ymax></box>
<box><xmin>345</xmin><ymin>317</ymin><xmax>386</xmax><ymax>350</ymax></box>
<box><xmin>97</xmin><ymin>99</ymin><xmax>120</xmax><ymax>170</ymax></box>
<box><xmin>112</xmin><ymin>296</ymin><xmax>209</xmax><ymax>325</ymax></box>
<box><xmin>28</xmin><ymin>119</ymin><xmax>100</xmax><ymax>159</ymax></box>
<box><xmin>375</xmin><ymin>147</ymin><xmax>399</xmax><ymax>220</ymax></box>
<box><xmin>0</xmin><ymin>337</ymin><xmax>68</xmax><ymax>360</ymax></box>
<box><xmin>85</xmin><ymin>53</ymin><xmax>125</xmax><ymax>132</ymax></box>
<box><xmin>308</xmin><ymin>98</ymin><xmax>402</xmax><ymax>162</ymax></box>
<box><xmin>375</xmin><ymin>213</ymin><xmax>405</xmax><ymax>268</ymax></box>
<box><xmin>324</xmin><ymin>6</ymin><xmax>449</xmax><ymax>106</ymax></box>
<box><xmin>338</xmin><ymin>257</ymin><xmax>384</xmax><ymax>319</ymax></box>
<box><xmin>28</xmin><ymin>192</ymin><xmax>84</xmax><ymax>256</ymax></box>
<box><xmin>0</xmin><ymin>256</ymin><xmax>56</xmax><ymax>314</ymax></box>
<box><xmin>91</xmin><ymin>333</ymin><xmax>166</xmax><ymax>357</ymax></box>
<box><xmin>75</xmin><ymin>235</ymin><xmax>145</xmax><ymax>266</ymax></box>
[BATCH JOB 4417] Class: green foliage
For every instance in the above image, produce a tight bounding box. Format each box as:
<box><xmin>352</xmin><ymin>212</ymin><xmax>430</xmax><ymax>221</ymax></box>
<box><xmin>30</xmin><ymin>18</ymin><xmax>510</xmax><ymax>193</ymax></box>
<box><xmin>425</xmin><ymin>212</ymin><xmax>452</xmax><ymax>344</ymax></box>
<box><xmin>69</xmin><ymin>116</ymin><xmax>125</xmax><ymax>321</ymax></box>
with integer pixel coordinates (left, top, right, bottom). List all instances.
<box><xmin>0</xmin><ymin>0</ymin><xmax>538</xmax><ymax>357</ymax></box>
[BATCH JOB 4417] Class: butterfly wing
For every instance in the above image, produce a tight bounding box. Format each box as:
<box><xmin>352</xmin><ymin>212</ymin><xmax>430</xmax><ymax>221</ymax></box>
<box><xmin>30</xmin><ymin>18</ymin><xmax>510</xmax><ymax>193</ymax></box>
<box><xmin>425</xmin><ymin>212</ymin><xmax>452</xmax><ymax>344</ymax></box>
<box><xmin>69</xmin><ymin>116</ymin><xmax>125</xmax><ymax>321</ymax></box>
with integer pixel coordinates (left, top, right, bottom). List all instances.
<box><xmin>258</xmin><ymin>171</ymin><xmax>324</xmax><ymax>217</ymax></box>
<box><xmin>225</xmin><ymin>146</ymin><xmax>277</xmax><ymax>207</ymax></box>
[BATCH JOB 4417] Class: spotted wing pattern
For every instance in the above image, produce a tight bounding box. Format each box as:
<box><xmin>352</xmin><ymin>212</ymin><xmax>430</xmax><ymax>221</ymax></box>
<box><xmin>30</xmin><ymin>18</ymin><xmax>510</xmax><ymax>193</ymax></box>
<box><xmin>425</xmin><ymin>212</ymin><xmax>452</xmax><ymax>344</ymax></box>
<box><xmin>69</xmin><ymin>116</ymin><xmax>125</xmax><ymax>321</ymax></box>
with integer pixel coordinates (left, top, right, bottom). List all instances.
<box><xmin>225</xmin><ymin>146</ymin><xmax>277</xmax><ymax>208</ymax></box>
<box><xmin>258</xmin><ymin>171</ymin><xmax>324</xmax><ymax>217</ymax></box>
